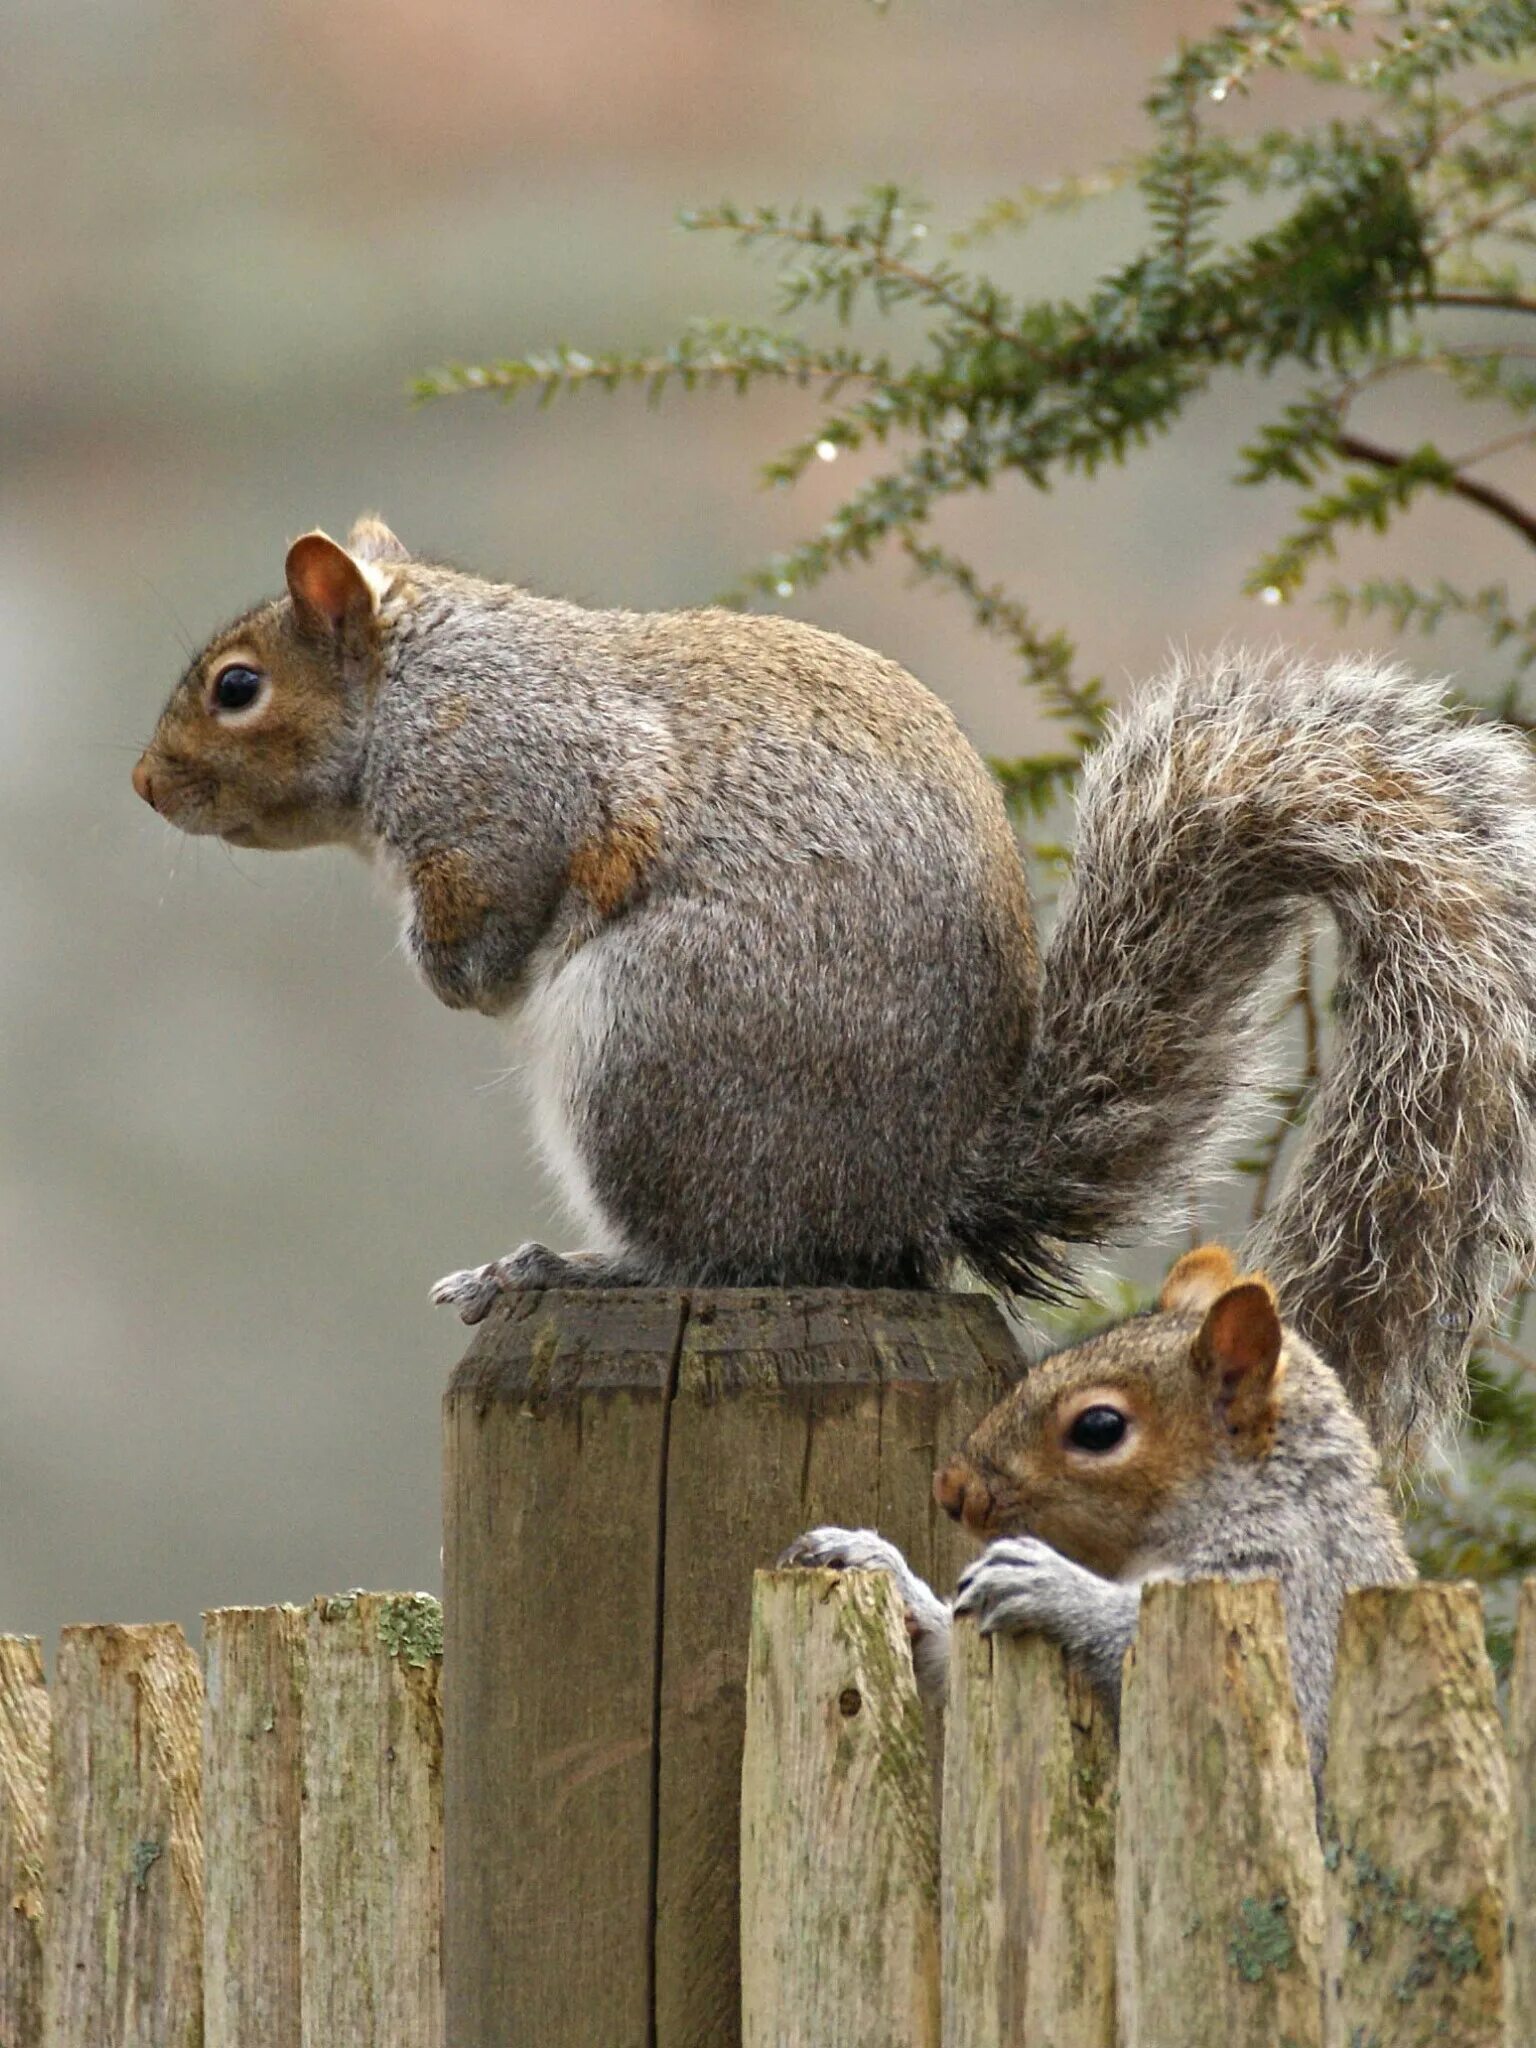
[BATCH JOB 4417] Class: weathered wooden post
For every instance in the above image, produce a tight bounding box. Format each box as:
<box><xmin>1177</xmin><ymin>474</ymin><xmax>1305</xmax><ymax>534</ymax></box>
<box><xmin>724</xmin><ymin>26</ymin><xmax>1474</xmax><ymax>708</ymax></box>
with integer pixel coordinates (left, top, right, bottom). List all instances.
<box><xmin>441</xmin><ymin>1285</ymin><xmax>1022</xmax><ymax>2048</ymax></box>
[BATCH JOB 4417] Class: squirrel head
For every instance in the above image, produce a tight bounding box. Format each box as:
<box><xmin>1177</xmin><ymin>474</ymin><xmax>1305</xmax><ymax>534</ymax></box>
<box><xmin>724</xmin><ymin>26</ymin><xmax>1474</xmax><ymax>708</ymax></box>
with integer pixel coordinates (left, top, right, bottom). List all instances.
<box><xmin>934</xmin><ymin>1245</ymin><xmax>1287</xmax><ymax>1578</ymax></box>
<box><xmin>132</xmin><ymin>516</ymin><xmax>409</xmax><ymax>850</ymax></box>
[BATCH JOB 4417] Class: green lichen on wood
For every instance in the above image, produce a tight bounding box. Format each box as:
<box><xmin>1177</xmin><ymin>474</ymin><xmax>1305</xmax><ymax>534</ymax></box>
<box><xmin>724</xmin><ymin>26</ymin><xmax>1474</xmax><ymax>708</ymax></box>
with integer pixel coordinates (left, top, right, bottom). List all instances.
<box><xmin>1325</xmin><ymin>1830</ymin><xmax>1488</xmax><ymax>1999</ymax></box>
<box><xmin>377</xmin><ymin>1594</ymin><xmax>444</xmax><ymax>1669</ymax></box>
<box><xmin>830</xmin><ymin>1573</ymin><xmax>938</xmax><ymax>1910</ymax></box>
<box><xmin>130</xmin><ymin>1838</ymin><xmax>163</xmax><ymax>1892</ymax></box>
<box><xmin>1228</xmin><ymin>1893</ymin><xmax>1296</xmax><ymax>1983</ymax></box>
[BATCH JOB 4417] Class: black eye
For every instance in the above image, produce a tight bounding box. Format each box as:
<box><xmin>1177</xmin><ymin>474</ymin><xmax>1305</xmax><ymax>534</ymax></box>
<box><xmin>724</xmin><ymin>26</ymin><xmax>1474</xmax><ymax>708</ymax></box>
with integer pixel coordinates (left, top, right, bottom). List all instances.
<box><xmin>213</xmin><ymin>664</ymin><xmax>263</xmax><ymax>711</ymax></box>
<box><xmin>1067</xmin><ymin>1405</ymin><xmax>1129</xmax><ymax>1452</ymax></box>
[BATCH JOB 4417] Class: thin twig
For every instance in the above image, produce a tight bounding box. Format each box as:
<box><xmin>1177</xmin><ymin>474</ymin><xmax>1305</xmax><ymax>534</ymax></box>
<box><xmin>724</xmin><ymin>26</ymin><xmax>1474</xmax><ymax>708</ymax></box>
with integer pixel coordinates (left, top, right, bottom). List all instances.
<box><xmin>1336</xmin><ymin>429</ymin><xmax>1536</xmax><ymax>549</ymax></box>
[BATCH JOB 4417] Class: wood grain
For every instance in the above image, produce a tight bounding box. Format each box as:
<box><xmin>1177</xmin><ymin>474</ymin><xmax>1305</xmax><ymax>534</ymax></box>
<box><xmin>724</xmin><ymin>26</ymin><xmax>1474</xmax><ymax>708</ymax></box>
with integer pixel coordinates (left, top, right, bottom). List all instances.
<box><xmin>43</xmin><ymin>1623</ymin><xmax>204</xmax><ymax>2048</ymax></box>
<box><xmin>443</xmin><ymin>1288</ymin><xmax>683</xmax><ymax>2048</ymax></box>
<box><xmin>654</xmin><ymin>1287</ymin><xmax>1019</xmax><ymax>2047</ymax></box>
<box><xmin>0</xmin><ymin>1636</ymin><xmax>49</xmax><ymax>2048</ymax></box>
<box><xmin>202</xmin><ymin>1605</ymin><xmax>306</xmax><ymax>2048</ymax></box>
<box><xmin>740</xmin><ymin>1568</ymin><xmax>940</xmax><ymax>2048</ymax></box>
<box><xmin>1323</xmin><ymin>1583</ymin><xmax>1508</xmax><ymax>2048</ymax></box>
<box><xmin>442</xmin><ymin>1285</ymin><xmax>1020</xmax><ymax>2048</ymax></box>
<box><xmin>940</xmin><ymin>1622</ymin><xmax>1116</xmax><ymax>2048</ymax></box>
<box><xmin>1116</xmin><ymin>1578</ymin><xmax>1324</xmax><ymax>2048</ymax></box>
<box><xmin>300</xmin><ymin>1591</ymin><xmax>443</xmax><ymax>2048</ymax></box>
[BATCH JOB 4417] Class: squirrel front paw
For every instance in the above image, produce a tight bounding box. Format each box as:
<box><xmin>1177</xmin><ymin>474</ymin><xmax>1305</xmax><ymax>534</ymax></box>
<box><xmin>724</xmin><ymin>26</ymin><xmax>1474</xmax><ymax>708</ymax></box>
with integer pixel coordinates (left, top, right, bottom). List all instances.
<box><xmin>430</xmin><ymin>1242</ymin><xmax>622</xmax><ymax>1322</ymax></box>
<box><xmin>953</xmin><ymin>1536</ymin><xmax>1118</xmax><ymax>1646</ymax></box>
<box><xmin>777</xmin><ymin>1526</ymin><xmax>952</xmax><ymax>1698</ymax></box>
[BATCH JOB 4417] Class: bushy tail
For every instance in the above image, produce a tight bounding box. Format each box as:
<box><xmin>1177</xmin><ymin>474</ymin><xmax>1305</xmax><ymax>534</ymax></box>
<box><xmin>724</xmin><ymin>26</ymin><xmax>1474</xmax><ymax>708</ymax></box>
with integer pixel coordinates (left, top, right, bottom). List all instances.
<box><xmin>956</xmin><ymin>648</ymin><xmax>1536</xmax><ymax>1451</ymax></box>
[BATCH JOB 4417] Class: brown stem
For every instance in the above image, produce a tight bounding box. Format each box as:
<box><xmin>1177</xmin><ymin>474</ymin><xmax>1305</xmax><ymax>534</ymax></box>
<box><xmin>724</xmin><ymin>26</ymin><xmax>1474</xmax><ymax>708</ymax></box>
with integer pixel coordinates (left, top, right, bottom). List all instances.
<box><xmin>1422</xmin><ymin>289</ymin><xmax>1536</xmax><ymax>316</ymax></box>
<box><xmin>1335</xmin><ymin>429</ymin><xmax>1536</xmax><ymax>550</ymax></box>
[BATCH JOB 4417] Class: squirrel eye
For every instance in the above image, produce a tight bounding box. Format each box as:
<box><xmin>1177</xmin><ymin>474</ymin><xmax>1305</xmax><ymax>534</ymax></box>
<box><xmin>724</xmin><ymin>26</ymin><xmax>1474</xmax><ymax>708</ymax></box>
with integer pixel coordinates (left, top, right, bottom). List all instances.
<box><xmin>212</xmin><ymin>664</ymin><xmax>264</xmax><ymax>712</ymax></box>
<box><xmin>1067</xmin><ymin>1405</ymin><xmax>1129</xmax><ymax>1453</ymax></box>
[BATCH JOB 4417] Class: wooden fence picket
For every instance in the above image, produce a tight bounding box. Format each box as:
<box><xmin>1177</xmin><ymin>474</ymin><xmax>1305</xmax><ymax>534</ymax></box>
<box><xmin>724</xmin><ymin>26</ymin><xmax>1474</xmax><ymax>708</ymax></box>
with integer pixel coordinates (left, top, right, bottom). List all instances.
<box><xmin>741</xmin><ymin>1568</ymin><xmax>941</xmax><ymax>2048</ymax></box>
<box><xmin>939</xmin><ymin>1621</ymin><xmax>1001</xmax><ymax>2048</ymax></box>
<box><xmin>299</xmin><ymin>1591</ymin><xmax>443</xmax><ymax>2048</ymax></box>
<box><xmin>42</xmin><ymin>1623</ymin><xmax>204</xmax><ymax>2048</ymax></box>
<box><xmin>0</xmin><ymin>1635</ymin><xmax>50</xmax><ymax>2048</ymax></box>
<box><xmin>4</xmin><ymin>1557</ymin><xmax>1536</xmax><ymax>2047</ymax></box>
<box><xmin>1323</xmin><ymin>1584</ymin><xmax>1509</xmax><ymax>2048</ymax></box>
<box><xmin>1116</xmin><ymin>1578</ymin><xmax>1325</xmax><ymax>2048</ymax></box>
<box><xmin>203</xmin><ymin>1605</ymin><xmax>307</xmax><ymax>2048</ymax></box>
<box><xmin>940</xmin><ymin>1622</ymin><xmax>1116</xmax><ymax>2048</ymax></box>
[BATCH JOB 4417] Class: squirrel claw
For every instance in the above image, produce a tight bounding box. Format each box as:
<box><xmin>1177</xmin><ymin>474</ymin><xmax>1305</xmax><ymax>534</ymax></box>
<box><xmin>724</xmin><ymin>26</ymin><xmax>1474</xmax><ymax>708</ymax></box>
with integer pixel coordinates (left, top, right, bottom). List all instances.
<box><xmin>776</xmin><ymin>1525</ymin><xmax>953</xmax><ymax>1699</ymax></box>
<box><xmin>430</xmin><ymin>1263</ymin><xmax>507</xmax><ymax>1324</ymax></box>
<box><xmin>431</xmin><ymin>1241</ymin><xmax>626</xmax><ymax>1320</ymax></box>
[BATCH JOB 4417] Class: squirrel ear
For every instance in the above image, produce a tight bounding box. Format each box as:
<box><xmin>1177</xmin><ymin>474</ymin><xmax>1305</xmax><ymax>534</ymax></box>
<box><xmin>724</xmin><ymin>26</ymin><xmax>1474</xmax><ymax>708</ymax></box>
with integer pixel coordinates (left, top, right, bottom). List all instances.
<box><xmin>1195</xmin><ymin>1279</ymin><xmax>1284</xmax><ymax>1450</ymax></box>
<box><xmin>285</xmin><ymin>531</ymin><xmax>378</xmax><ymax>635</ymax></box>
<box><xmin>346</xmin><ymin>513</ymin><xmax>409</xmax><ymax>565</ymax></box>
<box><xmin>1159</xmin><ymin>1244</ymin><xmax>1238</xmax><ymax>1315</ymax></box>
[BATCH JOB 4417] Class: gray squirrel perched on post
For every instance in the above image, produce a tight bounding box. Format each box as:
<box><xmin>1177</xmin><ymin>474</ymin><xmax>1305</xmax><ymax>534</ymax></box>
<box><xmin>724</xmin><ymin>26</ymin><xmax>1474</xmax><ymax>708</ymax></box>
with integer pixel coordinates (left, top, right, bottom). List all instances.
<box><xmin>134</xmin><ymin>513</ymin><xmax>1536</xmax><ymax>1442</ymax></box>
<box><xmin>134</xmin><ymin>513</ymin><xmax>1536</xmax><ymax>1436</ymax></box>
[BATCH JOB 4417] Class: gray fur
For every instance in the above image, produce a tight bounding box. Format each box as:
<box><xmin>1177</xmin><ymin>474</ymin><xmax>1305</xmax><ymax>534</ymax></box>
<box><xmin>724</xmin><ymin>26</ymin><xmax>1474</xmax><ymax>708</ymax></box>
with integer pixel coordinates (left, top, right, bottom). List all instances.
<box><xmin>367</xmin><ymin>565</ymin><xmax>1036</xmax><ymax>1295</ymax></box>
<box><xmin>961</xmin><ymin>648</ymin><xmax>1536</xmax><ymax>1450</ymax></box>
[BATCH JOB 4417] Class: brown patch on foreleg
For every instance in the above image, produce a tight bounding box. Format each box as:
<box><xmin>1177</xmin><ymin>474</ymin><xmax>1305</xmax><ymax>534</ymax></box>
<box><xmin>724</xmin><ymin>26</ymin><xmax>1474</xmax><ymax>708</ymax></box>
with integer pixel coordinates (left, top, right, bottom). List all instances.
<box><xmin>411</xmin><ymin>847</ymin><xmax>493</xmax><ymax>948</ymax></box>
<box><xmin>568</xmin><ymin>810</ymin><xmax>661</xmax><ymax>919</ymax></box>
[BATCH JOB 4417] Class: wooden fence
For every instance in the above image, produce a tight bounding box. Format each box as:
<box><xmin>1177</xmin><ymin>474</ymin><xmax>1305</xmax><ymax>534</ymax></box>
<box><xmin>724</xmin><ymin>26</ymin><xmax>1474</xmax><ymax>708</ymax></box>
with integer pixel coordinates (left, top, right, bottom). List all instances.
<box><xmin>742</xmin><ymin>1567</ymin><xmax>1533</xmax><ymax>2048</ymax></box>
<box><xmin>3</xmin><ymin>1574</ymin><xmax>1533</xmax><ymax>2046</ymax></box>
<box><xmin>6</xmin><ymin>1290</ymin><xmax>1535</xmax><ymax>2047</ymax></box>
<box><xmin>0</xmin><ymin>1593</ymin><xmax>443</xmax><ymax>2048</ymax></box>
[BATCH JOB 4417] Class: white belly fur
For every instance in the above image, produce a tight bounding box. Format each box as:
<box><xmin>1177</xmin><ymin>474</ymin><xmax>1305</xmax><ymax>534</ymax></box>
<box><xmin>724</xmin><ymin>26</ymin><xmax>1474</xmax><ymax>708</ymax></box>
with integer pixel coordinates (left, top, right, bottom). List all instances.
<box><xmin>515</xmin><ymin>938</ymin><xmax>630</xmax><ymax>1256</ymax></box>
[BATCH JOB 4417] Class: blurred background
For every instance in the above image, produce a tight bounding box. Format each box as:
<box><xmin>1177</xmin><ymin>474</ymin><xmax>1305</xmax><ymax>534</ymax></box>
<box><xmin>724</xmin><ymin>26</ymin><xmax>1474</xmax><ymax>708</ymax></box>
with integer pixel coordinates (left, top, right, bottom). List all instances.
<box><xmin>4</xmin><ymin>0</ymin><xmax>1527</xmax><ymax>1646</ymax></box>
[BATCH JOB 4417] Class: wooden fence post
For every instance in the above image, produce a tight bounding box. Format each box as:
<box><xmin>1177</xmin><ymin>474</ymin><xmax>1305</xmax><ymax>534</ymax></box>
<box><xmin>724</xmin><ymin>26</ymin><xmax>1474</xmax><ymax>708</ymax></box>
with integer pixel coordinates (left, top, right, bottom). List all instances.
<box><xmin>202</xmin><ymin>1605</ymin><xmax>306</xmax><ymax>2048</ymax></box>
<box><xmin>1116</xmin><ymin>1579</ymin><xmax>1324</xmax><ymax>2048</ymax></box>
<box><xmin>441</xmin><ymin>1286</ymin><xmax>1020</xmax><ymax>2048</ymax></box>
<box><xmin>940</xmin><ymin>1621</ymin><xmax>1116</xmax><ymax>2048</ymax></box>
<box><xmin>0</xmin><ymin>1636</ymin><xmax>50</xmax><ymax>2048</ymax></box>
<box><xmin>1510</xmin><ymin>1578</ymin><xmax>1536</xmax><ymax>2044</ymax></box>
<box><xmin>740</xmin><ymin>1567</ymin><xmax>940</xmax><ymax>2048</ymax></box>
<box><xmin>43</xmin><ymin>1623</ymin><xmax>204</xmax><ymax>2048</ymax></box>
<box><xmin>300</xmin><ymin>1591</ymin><xmax>443</xmax><ymax>2048</ymax></box>
<box><xmin>1323</xmin><ymin>1583</ymin><xmax>1509</xmax><ymax>2048</ymax></box>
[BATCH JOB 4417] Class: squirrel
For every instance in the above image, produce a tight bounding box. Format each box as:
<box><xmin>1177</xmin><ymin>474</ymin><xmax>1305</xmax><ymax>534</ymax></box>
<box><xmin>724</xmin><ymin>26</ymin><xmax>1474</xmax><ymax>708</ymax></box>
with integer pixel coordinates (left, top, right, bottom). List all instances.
<box><xmin>782</xmin><ymin>1244</ymin><xmax>1415</xmax><ymax>1780</ymax></box>
<box><xmin>133</xmin><ymin>514</ymin><xmax>1536</xmax><ymax>1455</ymax></box>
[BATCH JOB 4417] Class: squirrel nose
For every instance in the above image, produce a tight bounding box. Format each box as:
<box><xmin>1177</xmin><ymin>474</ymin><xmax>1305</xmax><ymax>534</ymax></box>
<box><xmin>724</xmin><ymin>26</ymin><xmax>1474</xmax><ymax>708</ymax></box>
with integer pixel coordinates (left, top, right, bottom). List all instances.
<box><xmin>934</xmin><ymin>1457</ymin><xmax>993</xmax><ymax>1534</ymax></box>
<box><xmin>132</xmin><ymin>756</ymin><xmax>157</xmax><ymax>809</ymax></box>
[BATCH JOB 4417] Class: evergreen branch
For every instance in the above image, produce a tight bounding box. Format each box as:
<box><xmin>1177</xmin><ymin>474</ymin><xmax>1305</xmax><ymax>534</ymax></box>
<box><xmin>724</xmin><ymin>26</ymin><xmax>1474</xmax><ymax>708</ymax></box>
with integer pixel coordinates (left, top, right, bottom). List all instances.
<box><xmin>1147</xmin><ymin>2</ymin><xmax>1356</xmax><ymax>117</ymax></box>
<box><xmin>1429</xmin><ymin>187</ymin><xmax>1536</xmax><ymax>258</ymax></box>
<box><xmin>413</xmin><ymin>327</ymin><xmax>888</xmax><ymax>406</ymax></box>
<box><xmin>989</xmin><ymin>753</ymin><xmax>1089</xmax><ymax>822</ymax></box>
<box><xmin>678</xmin><ymin>193</ymin><xmax>1025</xmax><ymax>342</ymax></box>
<box><xmin>1336</xmin><ymin>428</ymin><xmax>1536</xmax><ymax>548</ymax></box>
<box><xmin>1453</xmin><ymin>421</ymin><xmax>1536</xmax><ymax>467</ymax></box>
<box><xmin>1415</xmin><ymin>73</ymin><xmax>1536</xmax><ymax>163</ymax></box>
<box><xmin>1324</xmin><ymin>577</ymin><xmax>1536</xmax><ymax>665</ymax></box>
<box><xmin>953</xmin><ymin>167</ymin><xmax>1136</xmax><ymax>248</ymax></box>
